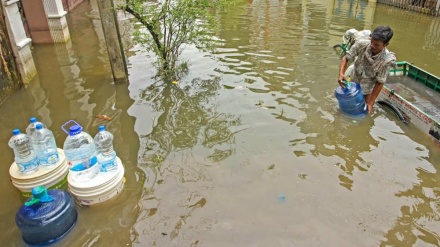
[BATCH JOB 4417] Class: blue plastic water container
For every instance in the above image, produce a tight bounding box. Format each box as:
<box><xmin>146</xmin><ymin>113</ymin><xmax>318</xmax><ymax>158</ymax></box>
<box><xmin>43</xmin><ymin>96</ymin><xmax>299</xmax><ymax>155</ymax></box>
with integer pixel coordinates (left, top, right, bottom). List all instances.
<box><xmin>15</xmin><ymin>186</ymin><xmax>77</xmax><ymax>246</ymax></box>
<box><xmin>334</xmin><ymin>82</ymin><xmax>367</xmax><ymax>118</ymax></box>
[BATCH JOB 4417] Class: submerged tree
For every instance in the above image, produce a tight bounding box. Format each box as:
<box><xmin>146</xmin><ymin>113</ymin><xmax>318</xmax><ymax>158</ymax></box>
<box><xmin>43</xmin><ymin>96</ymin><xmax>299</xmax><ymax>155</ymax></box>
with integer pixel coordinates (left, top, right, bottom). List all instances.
<box><xmin>121</xmin><ymin>0</ymin><xmax>231</xmax><ymax>81</ymax></box>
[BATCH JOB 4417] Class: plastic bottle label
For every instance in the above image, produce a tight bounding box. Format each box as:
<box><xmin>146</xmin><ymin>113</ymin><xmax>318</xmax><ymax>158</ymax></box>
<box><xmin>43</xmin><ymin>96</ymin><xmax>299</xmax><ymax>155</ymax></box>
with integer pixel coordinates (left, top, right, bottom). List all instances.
<box><xmin>68</xmin><ymin>156</ymin><xmax>98</xmax><ymax>171</ymax></box>
<box><xmin>100</xmin><ymin>159</ymin><xmax>117</xmax><ymax>172</ymax></box>
<box><xmin>17</xmin><ymin>158</ymin><xmax>39</xmax><ymax>173</ymax></box>
<box><xmin>40</xmin><ymin>153</ymin><xmax>59</xmax><ymax>165</ymax></box>
<box><xmin>47</xmin><ymin>153</ymin><xmax>59</xmax><ymax>164</ymax></box>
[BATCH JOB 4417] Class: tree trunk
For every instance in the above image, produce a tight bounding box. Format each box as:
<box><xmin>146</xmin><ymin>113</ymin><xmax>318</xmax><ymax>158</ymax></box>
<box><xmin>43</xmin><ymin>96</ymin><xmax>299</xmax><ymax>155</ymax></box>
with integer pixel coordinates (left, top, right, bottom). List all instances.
<box><xmin>97</xmin><ymin>0</ymin><xmax>128</xmax><ymax>83</ymax></box>
<box><xmin>0</xmin><ymin>3</ymin><xmax>22</xmax><ymax>104</ymax></box>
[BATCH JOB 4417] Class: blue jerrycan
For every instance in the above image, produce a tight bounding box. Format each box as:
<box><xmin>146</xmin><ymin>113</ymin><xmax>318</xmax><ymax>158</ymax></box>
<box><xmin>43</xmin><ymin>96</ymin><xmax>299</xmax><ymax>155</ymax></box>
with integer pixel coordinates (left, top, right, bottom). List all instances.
<box><xmin>335</xmin><ymin>81</ymin><xmax>367</xmax><ymax>118</ymax></box>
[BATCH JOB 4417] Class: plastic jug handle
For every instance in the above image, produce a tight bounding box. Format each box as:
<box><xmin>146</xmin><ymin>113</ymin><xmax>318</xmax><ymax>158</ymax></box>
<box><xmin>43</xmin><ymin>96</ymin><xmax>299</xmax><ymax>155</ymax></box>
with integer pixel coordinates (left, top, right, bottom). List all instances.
<box><xmin>25</xmin><ymin>186</ymin><xmax>54</xmax><ymax>206</ymax></box>
<box><xmin>61</xmin><ymin>120</ymin><xmax>80</xmax><ymax>135</ymax></box>
<box><xmin>341</xmin><ymin>79</ymin><xmax>350</xmax><ymax>92</ymax></box>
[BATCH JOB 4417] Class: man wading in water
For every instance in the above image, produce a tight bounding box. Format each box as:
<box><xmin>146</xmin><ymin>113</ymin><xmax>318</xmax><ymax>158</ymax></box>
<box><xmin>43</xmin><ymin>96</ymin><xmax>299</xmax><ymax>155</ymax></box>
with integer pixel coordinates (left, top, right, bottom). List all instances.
<box><xmin>338</xmin><ymin>26</ymin><xmax>396</xmax><ymax>114</ymax></box>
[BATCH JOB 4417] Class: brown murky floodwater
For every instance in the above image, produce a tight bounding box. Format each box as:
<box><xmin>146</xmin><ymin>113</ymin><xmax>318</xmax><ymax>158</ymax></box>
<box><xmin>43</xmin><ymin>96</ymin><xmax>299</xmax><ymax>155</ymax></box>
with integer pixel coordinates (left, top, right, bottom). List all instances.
<box><xmin>1</xmin><ymin>0</ymin><xmax>440</xmax><ymax>246</ymax></box>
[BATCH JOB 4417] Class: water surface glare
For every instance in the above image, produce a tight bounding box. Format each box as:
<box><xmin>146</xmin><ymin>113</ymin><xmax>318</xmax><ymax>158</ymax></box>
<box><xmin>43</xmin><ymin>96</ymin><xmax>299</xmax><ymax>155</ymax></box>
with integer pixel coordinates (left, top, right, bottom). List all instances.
<box><xmin>1</xmin><ymin>0</ymin><xmax>440</xmax><ymax>246</ymax></box>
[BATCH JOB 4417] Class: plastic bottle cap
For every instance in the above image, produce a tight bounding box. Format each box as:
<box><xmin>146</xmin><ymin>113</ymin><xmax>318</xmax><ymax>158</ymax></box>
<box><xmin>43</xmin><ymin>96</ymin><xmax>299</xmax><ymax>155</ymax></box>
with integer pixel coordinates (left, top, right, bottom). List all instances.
<box><xmin>98</xmin><ymin>125</ymin><xmax>105</xmax><ymax>131</ymax></box>
<box><xmin>36</xmin><ymin>123</ymin><xmax>43</xmax><ymax>130</ymax></box>
<box><xmin>30</xmin><ymin>117</ymin><xmax>37</xmax><ymax>123</ymax></box>
<box><xmin>69</xmin><ymin>125</ymin><xmax>82</xmax><ymax>135</ymax></box>
<box><xmin>12</xmin><ymin>129</ymin><xmax>20</xmax><ymax>135</ymax></box>
<box><xmin>25</xmin><ymin>186</ymin><xmax>54</xmax><ymax>206</ymax></box>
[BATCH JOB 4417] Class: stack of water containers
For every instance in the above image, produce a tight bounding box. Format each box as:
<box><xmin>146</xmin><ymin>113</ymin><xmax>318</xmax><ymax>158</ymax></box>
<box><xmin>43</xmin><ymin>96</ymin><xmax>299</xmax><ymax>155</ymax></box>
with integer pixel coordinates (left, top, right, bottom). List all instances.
<box><xmin>62</xmin><ymin>120</ymin><xmax>125</xmax><ymax>206</ymax></box>
<box><xmin>8</xmin><ymin>117</ymin><xmax>125</xmax><ymax>205</ymax></box>
<box><xmin>8</xmin><ymin>117</ymin><xmax>68</xmax><ymax>198</ymax></box>
<box><xmin>334</xmin><ymin>79</ymin><xmax>367</xmax><ymax>118</ymax></box>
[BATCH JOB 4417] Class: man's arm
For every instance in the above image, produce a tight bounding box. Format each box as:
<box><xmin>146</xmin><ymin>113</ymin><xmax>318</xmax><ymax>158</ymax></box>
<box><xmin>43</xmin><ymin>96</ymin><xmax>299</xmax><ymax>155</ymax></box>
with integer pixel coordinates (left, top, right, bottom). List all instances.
<box><xmin>338</xmin><ymin>41</ymin><xmax>360</xmax><ymax>88</ymax></box>
<box><xmin>365</xmin><ymin>82</ymin><xmax>384</xmax><ymax>113</ymax></box>
<box><xmin>338</xmin><ymin>56</ymin><xmax>348</xmax><ymax>88</ymax></box>
<box><xmin>366</xmin><ymin>61</ymin><xmax>392</xmax><ymax>113</ymax></box>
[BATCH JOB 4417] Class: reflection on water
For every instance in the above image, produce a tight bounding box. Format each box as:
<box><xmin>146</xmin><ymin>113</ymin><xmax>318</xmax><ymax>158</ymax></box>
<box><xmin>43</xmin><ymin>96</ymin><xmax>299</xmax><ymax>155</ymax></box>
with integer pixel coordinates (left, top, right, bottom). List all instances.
<box><xmin>138</xmin><ymin>77</ymin><xmax>240</xmax><ymax>165</ymax></box>
<box><xmin>1</xmin><ymin>0</ymin><xmax>440</xmax><ymax>246</ymax></box>
<box><xmin>0</xmin><ymin>0</ymin><xmax>143</xmax><ymax>246</ymax></box>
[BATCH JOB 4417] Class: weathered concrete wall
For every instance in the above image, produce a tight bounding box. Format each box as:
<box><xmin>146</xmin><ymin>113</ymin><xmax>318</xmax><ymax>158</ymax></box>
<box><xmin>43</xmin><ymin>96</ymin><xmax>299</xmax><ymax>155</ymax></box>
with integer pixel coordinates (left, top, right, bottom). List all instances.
<box><xmin>0</xmin><ymin>2</ymin><xmax>22</xmax><ymax>104</ymax></box>
<box><xmin>61</xmin><ymin>0</ymin><xmax>85</xmax><ymax>12</ymax></box>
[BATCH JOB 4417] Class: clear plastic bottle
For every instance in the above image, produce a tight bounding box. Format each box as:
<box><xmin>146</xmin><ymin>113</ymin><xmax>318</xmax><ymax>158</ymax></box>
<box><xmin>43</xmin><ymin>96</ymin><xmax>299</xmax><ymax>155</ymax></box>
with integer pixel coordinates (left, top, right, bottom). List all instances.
<box><xmin>62</xmin><ymin>122</ymin><xmax>99</xmax><ymax>182</ymax></box>
<box><xmin>94</xmin><ymin>125</ymin><xmax>117</xmax><ymax>172</ymax></box>
<box><xmin>8</xmin><ymin>129</ymin><xmax>39</xmax><ymax>174</ymax></box>
<box><xmin>26</xmin><ymin>117</ymin><xmax>47</xmax><ymax>137</ymax></box>
<box><xmin>31</xmin><ymin>124</ymin><xmax>59</xmax><ymax>167</ymax></box>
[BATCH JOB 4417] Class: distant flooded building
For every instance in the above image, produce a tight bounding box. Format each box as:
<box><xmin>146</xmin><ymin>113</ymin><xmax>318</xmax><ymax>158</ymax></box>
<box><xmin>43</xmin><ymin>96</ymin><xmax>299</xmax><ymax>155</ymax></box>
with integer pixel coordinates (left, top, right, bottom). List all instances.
<box><xmin>0</xmin><ymin>0</ymin><xmax>85</xmax><ymax>95</ymax></box>
<box><xmin>377</xmin><ymin>0</ymin><xmax>440</xmax><ymax>16</ymax></box>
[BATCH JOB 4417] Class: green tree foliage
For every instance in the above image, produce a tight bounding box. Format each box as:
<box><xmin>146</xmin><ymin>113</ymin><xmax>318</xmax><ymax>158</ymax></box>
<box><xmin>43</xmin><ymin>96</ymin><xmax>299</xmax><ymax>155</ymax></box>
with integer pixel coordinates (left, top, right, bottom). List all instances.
<box><xmin>121</xmin><ymin>0</ymin><xmax>231</xmax><ymax>81</ymax></box>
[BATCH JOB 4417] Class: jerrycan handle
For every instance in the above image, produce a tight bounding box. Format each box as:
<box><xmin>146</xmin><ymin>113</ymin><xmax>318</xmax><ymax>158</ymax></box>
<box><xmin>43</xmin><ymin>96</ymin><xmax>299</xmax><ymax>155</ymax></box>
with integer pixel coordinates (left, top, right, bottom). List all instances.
<box><xmin>25</xmin><ymin>186</ymin><xmax>54</xmax><ymax>207</ymax></box>
<box><xmin>341</xmin><ymin>79</ymin><xmax>351</xmax><ymax>92</ymax></box>
<box><xmin>61</xmin><ymin>120</ymin><xmax>81</xmax><ymax>135</ymax></box>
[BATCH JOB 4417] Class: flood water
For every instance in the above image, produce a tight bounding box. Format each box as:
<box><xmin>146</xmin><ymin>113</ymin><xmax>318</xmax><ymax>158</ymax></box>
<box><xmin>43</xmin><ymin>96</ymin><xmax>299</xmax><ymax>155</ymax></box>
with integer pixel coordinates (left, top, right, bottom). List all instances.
<box><xmin>1</xmin><ymin>0</ymin><xmax>440</xmax><ymax>246</ymax></box>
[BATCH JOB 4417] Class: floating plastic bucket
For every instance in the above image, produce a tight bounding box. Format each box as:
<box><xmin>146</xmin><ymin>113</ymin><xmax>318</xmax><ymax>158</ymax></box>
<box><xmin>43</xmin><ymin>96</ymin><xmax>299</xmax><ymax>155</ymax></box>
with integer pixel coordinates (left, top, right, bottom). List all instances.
<box><xmin>68</xmin><ymin>157</ymin><xmax>125</xmax><ymax>206</ymax></box>
<box><xmin>9</xmin><ymin>149</ymin><xmax>69</xmax><ymax>198</ymax></box>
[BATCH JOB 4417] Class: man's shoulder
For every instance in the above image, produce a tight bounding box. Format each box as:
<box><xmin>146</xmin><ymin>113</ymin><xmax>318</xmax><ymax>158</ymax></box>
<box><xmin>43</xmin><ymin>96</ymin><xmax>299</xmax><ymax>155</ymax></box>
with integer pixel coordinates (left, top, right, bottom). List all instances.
<box><xmin>384</xmin><ymin>48</ymin><xmax>397</xmax><ymax>66</ymax></box>
<box><xmin>355</xmin><ymin>39</ymin><xmax>370</xmax><ymax>49</ymax></box>
<box><xmin>346</xmin><ymin>39</ymin><xmax>369</xmax><ymax>60</ymax></box>
<box><xmin>348</xmin><ymin>39</ymin><xmax>369</xmax><ymax>53</ymax></box>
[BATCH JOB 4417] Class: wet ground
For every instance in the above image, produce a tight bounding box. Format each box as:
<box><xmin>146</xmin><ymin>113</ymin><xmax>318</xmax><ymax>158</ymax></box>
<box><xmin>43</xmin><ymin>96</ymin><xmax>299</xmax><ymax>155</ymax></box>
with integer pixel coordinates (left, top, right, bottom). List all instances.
<box><xmin>1</xmin><ymin>0</ymin><xmax>440</xmax><ymax>246</ymax></box>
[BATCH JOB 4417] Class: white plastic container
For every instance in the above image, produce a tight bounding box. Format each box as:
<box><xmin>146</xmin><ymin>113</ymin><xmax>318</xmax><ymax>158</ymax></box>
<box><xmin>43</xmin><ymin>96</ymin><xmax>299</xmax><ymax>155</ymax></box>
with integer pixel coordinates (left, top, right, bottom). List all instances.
<box><xmin>67</xmin><ymin>157</ymin><xmax>125</xmax><ymax>206</ymax></box>
<box><xmin>9</xmin><ymin>149</ymin><xmax>68</xmax><ymax>198</ymax></box>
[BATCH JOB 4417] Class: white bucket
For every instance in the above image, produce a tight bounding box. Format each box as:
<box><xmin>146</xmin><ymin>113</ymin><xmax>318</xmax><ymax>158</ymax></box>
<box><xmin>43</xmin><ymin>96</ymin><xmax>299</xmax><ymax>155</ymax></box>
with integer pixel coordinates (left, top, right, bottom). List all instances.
<box><xmin>9</xmin><ymin>148</ymin><xmax>68</xmax><ymax>198</ymax></box>
<box><xmin>68</xmin><ymin>157</ymin><xmax>125</xmax><ymax>206</ymax></box>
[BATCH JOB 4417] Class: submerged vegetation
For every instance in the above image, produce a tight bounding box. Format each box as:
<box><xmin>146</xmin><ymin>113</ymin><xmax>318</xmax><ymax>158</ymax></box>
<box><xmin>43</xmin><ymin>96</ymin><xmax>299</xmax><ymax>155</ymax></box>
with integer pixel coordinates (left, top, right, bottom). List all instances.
<box><xmin>120</xmin><ymin>0</ymin><xmax>233</xmax><ymax>81</ymax></box>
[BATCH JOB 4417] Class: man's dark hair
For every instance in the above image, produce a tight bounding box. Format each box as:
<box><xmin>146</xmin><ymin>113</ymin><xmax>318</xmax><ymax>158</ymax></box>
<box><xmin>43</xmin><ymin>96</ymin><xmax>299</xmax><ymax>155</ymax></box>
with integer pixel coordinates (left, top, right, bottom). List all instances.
<box><xmin>371</xmin><ymin>26</ymin><xmax>393</xmax><ymax>44</ymax></box>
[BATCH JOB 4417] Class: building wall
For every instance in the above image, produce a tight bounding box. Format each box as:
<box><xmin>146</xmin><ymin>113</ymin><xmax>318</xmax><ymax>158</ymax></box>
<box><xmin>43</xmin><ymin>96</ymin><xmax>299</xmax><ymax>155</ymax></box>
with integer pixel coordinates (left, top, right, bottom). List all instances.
<box><xmin>61</xmin><ymin>0</ymin><xmax>86</xmax><ymax>12</ymax></box>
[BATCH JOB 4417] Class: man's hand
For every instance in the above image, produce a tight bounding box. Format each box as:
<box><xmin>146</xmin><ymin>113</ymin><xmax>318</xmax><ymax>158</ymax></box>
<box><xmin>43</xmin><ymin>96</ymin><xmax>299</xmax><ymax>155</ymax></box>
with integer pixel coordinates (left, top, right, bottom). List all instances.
<box><xmin>365</xmin><ymin>82</ymin><xmax>384</xmax><ymax>114</ymax></box>
<box><xmin>367</xmin><ymin>103</ymin><xmax>373</xmax><ymax>114</ymax></box>
<box><xmin>338</xmin><ymin>75</ymin><xmax>347</xmax><ymax>88</ymax></box>
<box><xmin>338</xmin><ymin>56</ymin><xmax>348</xmax><ymax>88</ymax></box>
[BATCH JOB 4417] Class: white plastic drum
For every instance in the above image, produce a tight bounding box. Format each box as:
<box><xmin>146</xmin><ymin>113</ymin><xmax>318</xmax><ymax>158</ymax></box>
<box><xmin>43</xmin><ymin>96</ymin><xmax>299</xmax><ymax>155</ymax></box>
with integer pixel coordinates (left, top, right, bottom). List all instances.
<box><xmin>9</xmin><ymin>148</ymin><xmax>69</xmax><ymax>198</ymax></box>
<box><xmin>68</xmin><ymin>157</ymin><xmax>125</xmax><ymax>206</ymax></box>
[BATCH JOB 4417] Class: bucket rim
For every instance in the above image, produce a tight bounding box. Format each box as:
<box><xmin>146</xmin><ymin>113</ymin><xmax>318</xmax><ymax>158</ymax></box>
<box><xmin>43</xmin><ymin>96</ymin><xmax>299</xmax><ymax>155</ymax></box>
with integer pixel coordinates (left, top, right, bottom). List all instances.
<box><xmin>67</xmin><ymin>157</ymin><xmax>123</xmax><ymax>189</ymax></box>
<box><xmin>72</xmin><ymin>180</ymin><xmax>125</xmax><ymax>206</ymax></box>
<box><xmin>9</xmin><ymin>149</ymin><xmax>66</xmax><ymax>180</ymax></box>
<box><xmin>68</xmin><ymin>167</ymin><xmax>124</xmax><ymax>195</ymax></box>
<box><xmin>12</xmin><ymin>165</ymin><xmax>69</xmax><ymax>190</ymax></box>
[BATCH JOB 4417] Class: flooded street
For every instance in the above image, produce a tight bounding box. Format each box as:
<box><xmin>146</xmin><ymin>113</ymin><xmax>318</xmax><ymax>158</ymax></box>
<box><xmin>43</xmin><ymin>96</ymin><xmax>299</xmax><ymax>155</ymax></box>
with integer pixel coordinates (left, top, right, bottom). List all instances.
<box><xmin>1</xmin><ymin>0</ymin><xmax>440</xmax><ymax>246</ymax></box>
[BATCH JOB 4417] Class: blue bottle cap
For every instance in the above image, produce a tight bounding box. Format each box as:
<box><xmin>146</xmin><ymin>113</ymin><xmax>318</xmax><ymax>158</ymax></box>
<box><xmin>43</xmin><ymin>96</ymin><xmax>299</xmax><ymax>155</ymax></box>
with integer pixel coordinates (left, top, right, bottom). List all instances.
<box><xmin>12</xmin><ymin>129</ymin><xmax>20</xmax><ymax>135</ymax></box>
<box><xmin>30</xmin><ymin>117</ymin><xmax>37</xmax><ymax>123</ymax></box>
<box><xmin>98</xmin><ymin>125</ymin><xmax>105</xmax><ymax>131</ymax></box>
<box><xmin>69</xmin><ymin>125</ymin><xmax>82</xmax><ymax>136</ymax></box>
<box><xmin>36</xmin><ymin>123</ymin><xmax>43</xmax><ymax>130</ymax></box>
<box><xmin>25</xmin><ymin>186</ymin><xmax>54</xmax><ymax>206</ymax></box>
